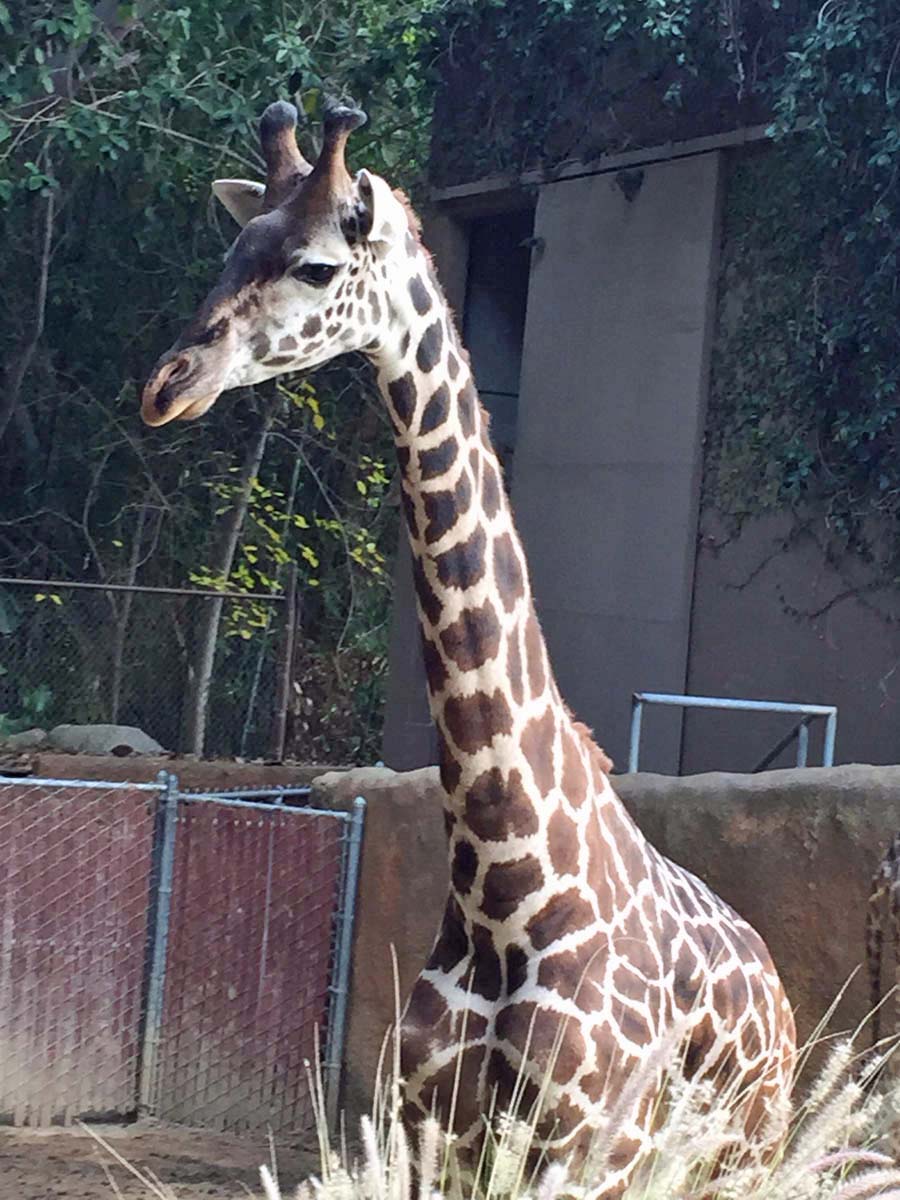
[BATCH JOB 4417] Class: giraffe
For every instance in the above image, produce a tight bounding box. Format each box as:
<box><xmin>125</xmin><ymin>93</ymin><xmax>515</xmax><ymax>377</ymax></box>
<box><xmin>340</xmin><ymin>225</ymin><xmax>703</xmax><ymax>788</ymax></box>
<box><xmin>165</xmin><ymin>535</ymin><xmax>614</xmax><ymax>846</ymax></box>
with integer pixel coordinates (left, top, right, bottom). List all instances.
<box><xmin>141</xmin><ymin>99</ymin><xmax>796</xmax><ymax>1193</ymax></box>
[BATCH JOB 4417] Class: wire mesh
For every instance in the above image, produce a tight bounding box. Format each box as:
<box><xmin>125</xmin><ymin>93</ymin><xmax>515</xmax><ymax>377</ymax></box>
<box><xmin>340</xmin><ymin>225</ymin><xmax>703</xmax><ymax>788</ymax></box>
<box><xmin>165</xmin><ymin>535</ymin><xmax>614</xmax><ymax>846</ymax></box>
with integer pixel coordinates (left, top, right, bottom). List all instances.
<box><xmin>0</xmin><ymin>780</ymin><xmax>158</xmax><ymax>1125</ymax></box>
<box><xmin>0</xmin><ymin>580</ymin><xmax>286</xmax><ymax>758</ymax></box>
<box><xmin>0</xmin><ymin>777</ymin><xmax>355</xmax><ymax>1135</ymax></box>
<box><xmin>152</xmin><ymin>798</ymin><xmax>345</xmax><ymax>1134</ymax></box>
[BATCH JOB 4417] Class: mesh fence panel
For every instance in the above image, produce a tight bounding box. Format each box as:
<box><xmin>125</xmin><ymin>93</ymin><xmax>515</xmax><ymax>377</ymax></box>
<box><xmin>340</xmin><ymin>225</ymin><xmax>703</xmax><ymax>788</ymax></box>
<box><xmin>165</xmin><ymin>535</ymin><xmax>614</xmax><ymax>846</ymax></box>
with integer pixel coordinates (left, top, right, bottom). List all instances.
<box><xmin>0</xmin><ymin>778</ymin><xmax>354</xmax><ymax>1134</ymax></box>
<box><xmin>0</xmin><ymin>781</ymin><xmax>157</xmax><ymax>1125</ymax></box>
<box><xmin>152</xmin><ymin>800</ymin><xmax>344</xmax><ymax>1134</ymax></box>
<box><xmin>0</xmin><ymin>582</ymin><xmax>286</xmax><ymax>758</ymax></box>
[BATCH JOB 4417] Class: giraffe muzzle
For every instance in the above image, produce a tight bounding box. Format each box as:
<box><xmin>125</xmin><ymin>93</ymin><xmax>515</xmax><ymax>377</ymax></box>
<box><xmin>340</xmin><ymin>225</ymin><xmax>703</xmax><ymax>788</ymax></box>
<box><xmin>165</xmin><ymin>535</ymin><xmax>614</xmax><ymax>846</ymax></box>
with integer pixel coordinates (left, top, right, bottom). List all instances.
<box><xmin>140</xmin><ymin>348</ymin><xmax>223</xmax><ymax>427</ymax></box>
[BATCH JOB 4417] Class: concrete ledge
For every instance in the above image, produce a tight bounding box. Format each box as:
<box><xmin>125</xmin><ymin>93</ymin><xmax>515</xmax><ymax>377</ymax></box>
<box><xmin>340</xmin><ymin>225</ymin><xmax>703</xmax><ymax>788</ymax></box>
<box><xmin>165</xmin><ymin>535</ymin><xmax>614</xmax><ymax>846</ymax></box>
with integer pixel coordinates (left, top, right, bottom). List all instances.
<box><xmin>313</xmin><ymin>763</ymin><xmax>900</xmax><ymax>1115</ymax></box>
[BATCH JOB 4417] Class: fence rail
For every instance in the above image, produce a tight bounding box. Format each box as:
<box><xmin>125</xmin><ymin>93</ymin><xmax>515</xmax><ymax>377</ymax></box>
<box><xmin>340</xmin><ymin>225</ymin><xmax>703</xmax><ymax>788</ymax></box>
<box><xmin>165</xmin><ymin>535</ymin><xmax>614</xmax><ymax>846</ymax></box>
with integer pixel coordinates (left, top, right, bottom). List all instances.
<box><xmin>0</xmin><ymin>772</ymin><xmax>365</xmax><ymax>1135</ymax></box>
<box><xmin>0</xmin><ymin>576</ymin><xmax>295</xmax><ymax>760</ymax></box>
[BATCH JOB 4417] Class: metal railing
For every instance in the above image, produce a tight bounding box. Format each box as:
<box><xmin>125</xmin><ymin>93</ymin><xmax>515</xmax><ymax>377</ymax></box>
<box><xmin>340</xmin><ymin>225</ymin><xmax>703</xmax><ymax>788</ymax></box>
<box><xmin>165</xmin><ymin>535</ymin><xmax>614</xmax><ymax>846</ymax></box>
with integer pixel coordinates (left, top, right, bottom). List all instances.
<box><xmin>0</xmin><ymin>771</ymin><xmax>365</xmax><ymax>1134</ymax></box>
<box><xmin>627</xmin><ymin>692</ymin><xmax>838</xmax><ymax>774</ymax></box>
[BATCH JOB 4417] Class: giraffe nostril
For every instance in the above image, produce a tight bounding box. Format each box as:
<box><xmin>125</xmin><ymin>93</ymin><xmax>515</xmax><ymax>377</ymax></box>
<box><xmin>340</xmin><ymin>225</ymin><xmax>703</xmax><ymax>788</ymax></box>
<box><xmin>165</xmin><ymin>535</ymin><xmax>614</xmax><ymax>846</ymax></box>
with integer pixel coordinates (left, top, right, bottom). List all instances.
<box><xmin>169</xmin><ymin>355</ymin><xmax>191</xmax><ymax>382</ymax></box>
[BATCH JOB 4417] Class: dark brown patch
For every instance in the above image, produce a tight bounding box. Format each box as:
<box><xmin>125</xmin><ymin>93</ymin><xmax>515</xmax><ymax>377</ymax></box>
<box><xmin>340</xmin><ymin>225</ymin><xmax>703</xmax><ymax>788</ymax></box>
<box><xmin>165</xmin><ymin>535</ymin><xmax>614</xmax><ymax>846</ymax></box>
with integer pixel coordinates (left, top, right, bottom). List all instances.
<box><xmin>443</xmin><ymin>688</ymin><xmax>513</xmax><ymax>755</ymax></box>
<box><xmin>470</xmin><ymin>923</ymin><xmax>502</xmax><ymax>1001</ymax></box>
<box><xmin>278</xmin><ymin>335</ymin><xmax>298</xmax><ymax>352</ymax></box>
<box><xmin>521</xmin><ymin>707</ymin><xmax>556</xmax><ymax>796</ymax></box>
<box><xmin>482</xmin><ymin>461</ymin><xmax>501</xmax><ymax>519</ymax></box>
<box><xmin>435</xmin><ymin>526</ymin><xmax>486</xmax><ymax>590</ymax></box>
<box><xmin>495</xmin><ymin>1000</ymin><xmax>586</xmax><ymax>1085</ymax></box>
<box><xmin>404</xmin><ymin>978</ymin><xmax>449</xmax><ymax>1028</ymax></box>
<box><xmin>388</xmin><ymin>372</ymin><xmax>417</xmax><ymax>429</ymax></box>
<box><xmin>457</xmin><ymin>379</ymin><xmax>477</xmax><ymax>437</ymax></box>
<box><xmin>423</xmin><ymin>472</ymin><xmax>472</xmax><ymax>545</ymax></box>
<box><xmin>337</xmin><ymin>302</ymin><xmax>345</xmax><ymax>316</ymax></box>
<box><xmin>505</xmin><ymin>944</ymin><xmax>529</xmax><ymax>995</ymax></box>
<box><xmin>526</xmin><ymin>888</ymin><xmax>595</xmax><ymax>950</ymax></box>
<box><xmin>508</xmin><ymin>629</ymin><xmax>524</xmax><ymax>706</ymax></box>
<box><xmin>438</xmin><ymin>740</ymin><xmax>462</xmax><ymax>793</ymax></box>
<box><xmin>399</xmin><ymin>329</ymin><xmax>410</xmax><ymax>357</ymax></box>
<box><xmin>481</xmin><ymin>855</ymin><xmax>544</xmax><ymax>921</ymax></box>
<box><xmin>439</xmin><ymin>599</ymin><xmax>502</xmax><ymax>671</ymax></box>
<box><xmin>524</xmin><ymin>609</ymin><xmax>546</xmax><ymax>696</ymax></box>
<box><xmin>560</xmin><ymin>726</ymin><xmax>589</xmax><ymax>807</ymax></box>
<box><xmin>397</xmin><ymin>445</ymin><xmax>411</xmax><ymax>473</ymax></box>
<box><xmin>418</xmin><ymin>435</ymin><xmax>458</xmax><ymax>481</ymax></box>
<box><xmin>468</xmin><ymin>446</ymin><xmax>481</xmax><ymax>483</ymax></box>
<box><xmin>451</xmin><ymin>838</ymin><xmax>478</xmax><ymax>895</ymax></box>
<box><xmin>548</xmin><ymin>806</ymin><xmax>581</xmax><ymax>876</ymax></box>
<box><xmin>419</xmin><ymin>1045</ymin><xmax>485</xmax><ymax>1130</ymax></box>
<box><xmin>537</xmin><ymin>933</ymin><xmax>604</xmax><ymax>1006</ymax></box>
<box><xmin>421</xmin><ymin>635</ymin><xmax>448</xmax><ymax>691</ymax></box>
<box><xmin>447</xmin><ymin>352</ymin><xmax>460</xmax><ymax>381</ymax></box>
<box><xmin>464</xmin><ymin>766</ymin><xmax>538</xmax><ymax>841</ymax></box>
<box><xmin>412</xmin><ymin>557</ymin><xmax>442</xmax><ymax>627</ymax></box>
<box><xmin>263</xmin><ymin>354</ymin><xmax>296</xmax><ymax>367</ymax></box>
<box><xmin>427</xmin><ymin>896</ymin><xmax>469</xmax><ymax>972</ymax></box>
<box><xmin>420</xmin><ymin>383</ymin><xmax>450</xmax><ymax>435</ymax></box>
<box><xmin>493</xmin><ymin>533</ymin><xmax>525</xmax><ymax>612</ymax></box>
<box><xmin>409</xmin><ymin>275</ymin><xmax>432</xmax><ymax>315</ymax></box>
<box><xmin>326</xmin><ymin>323</ymin><xmax>340</xmax><ymax>338</ymax></box>
<box><xmin>369</xmin><ymin>293</ymin><xmax>382</xmax><ymax>324</ymax></box>
<box><xmin>356</xmin><ymin>280</ymin><xmax>365</xmax><ymax>299</ymax></box>
<box><xmin>251</xmin><ymin>332</ymin><xmax>271</xmax><ymax>360</ymax></box>
<box><xmin>416</xmin><ymin>320</ymin><xmax>443</xmax><ymax>373</ymax></box>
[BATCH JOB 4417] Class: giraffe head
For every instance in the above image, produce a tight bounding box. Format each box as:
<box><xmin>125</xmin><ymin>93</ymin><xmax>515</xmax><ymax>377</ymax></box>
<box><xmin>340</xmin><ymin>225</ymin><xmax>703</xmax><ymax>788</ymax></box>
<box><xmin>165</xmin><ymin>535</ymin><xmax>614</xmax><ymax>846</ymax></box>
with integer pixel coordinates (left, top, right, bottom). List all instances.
<box><xmin>141</xmin><ymin>100</ymin><xmax>412</xmax><ymax>427</ymax></box>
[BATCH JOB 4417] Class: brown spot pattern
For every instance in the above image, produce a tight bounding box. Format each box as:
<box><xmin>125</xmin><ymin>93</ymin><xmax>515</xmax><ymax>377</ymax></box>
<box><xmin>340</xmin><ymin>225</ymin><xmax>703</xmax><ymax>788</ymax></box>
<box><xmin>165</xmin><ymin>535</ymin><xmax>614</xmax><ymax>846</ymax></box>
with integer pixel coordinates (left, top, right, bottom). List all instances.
<box><xmin>521</xmin><ymin>707</ymin><xmax>556</xmax><ymax>795</ymax></box>
<box><xmin>439</xmin><ymin>599</ymin><xmax>502</xmax><ymax>671</ymax></box>
<box><xmin>527</xmin><ymin>888</ymin><xmax>595</xmax><ymax>950</ymax></box>
<box><xmin>548</xmin><ymin>807</ymin><xmax>581</xmax><ymax>876</ymax></box>
<box><xmin>416</xmin><ymin>320</ymin><xmax>443</xmax><ymax>373</ymax></box>
<box><xmin>388</xmin><ymin>372</ymin><xmax>416</xmax><ymax>428</ymax></box>
<box><xmin>493</xmin><ymin>533</ymin><xmax>525</xmax><ymax>612</ymax></box>
<box><xmin>421</xmin><ymin>383</ymin><xmax>450</xmax><ymax>435</ymax></box>
<box><xmin>443</xmin><ymin>689</ymin><xmax>513</xmax><ymax>754</ymax></box>
<box><xmin>418</xmin><ymin>435</ymin><xmax>458</xmax><ymax>481</ymax></box>
<box><xmin>409</xmin><ymin>275</ymin><xmax>432</xmax><ymax>315</ymax></box>
<box><xmin>524</xmin><ymin>610</ymin><xmax>546</xmax><ymax>696</ymax></box>
<box><xmin>464</xmin><ymin>767</ymin><xmax>538</xmax><ymax>841</ymax></box>
<box><xmin>451</xmin><ymin>838</ymin><xmax>478</xmax><ymax>895</ymax></box>
<box><xmin>482</xmin><ymin>462</ymin><xmax>501</xmax><ymax>519</ymax></box>
<box><xmin>435</xmin><ymin>525</ymin><xmax>486</xmax><ymax>590</ymax></box>
<box><xmin>481</xmin><ymin>855</ymin><xmax>544</xmax><ymax>921</ymax></box>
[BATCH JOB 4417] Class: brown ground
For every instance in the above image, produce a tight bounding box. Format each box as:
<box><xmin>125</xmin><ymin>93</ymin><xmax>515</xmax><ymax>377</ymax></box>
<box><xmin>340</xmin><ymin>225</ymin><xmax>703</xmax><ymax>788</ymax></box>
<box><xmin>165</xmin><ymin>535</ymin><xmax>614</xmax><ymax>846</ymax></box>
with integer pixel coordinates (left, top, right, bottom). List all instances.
<box><xmin>0</xmin><ymin>1122</ymin><xmax>317</xmax><ymax>1200</ymax></box>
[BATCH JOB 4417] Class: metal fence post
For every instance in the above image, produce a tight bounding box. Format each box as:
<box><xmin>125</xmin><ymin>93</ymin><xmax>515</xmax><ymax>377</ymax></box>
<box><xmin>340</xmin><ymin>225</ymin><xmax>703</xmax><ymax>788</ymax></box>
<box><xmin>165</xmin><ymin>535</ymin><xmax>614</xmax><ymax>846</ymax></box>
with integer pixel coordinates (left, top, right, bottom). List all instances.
<box><xmin>138</xmin><ymin>770</ymin><xmax>179</xmax><ymax>1115</ymax></box>
<box><xmin>823</xmin><ymin>710</ymin><xmax>838</xmax><ymax>766</ymax></box>
<box><xmin>627</xmin><ymin>695</ymin><xmax>643</xmax><ymax>773</ymax></box>
<box><xmin>324</xmin><ymin>796</ymin><xmax>366</xmax><ymax>1132</ymax></box>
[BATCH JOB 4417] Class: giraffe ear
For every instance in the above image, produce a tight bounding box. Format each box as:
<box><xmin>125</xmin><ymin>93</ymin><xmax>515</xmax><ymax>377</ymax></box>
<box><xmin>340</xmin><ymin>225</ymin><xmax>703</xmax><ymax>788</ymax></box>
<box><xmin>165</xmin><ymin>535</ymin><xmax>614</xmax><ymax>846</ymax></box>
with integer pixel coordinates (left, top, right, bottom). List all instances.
<box><xmin>354</xmin><ymin>169</ymin><xmax>409</xmax><ymax>247</ymax></box>
<box><xmin>211</xmin><ymin>179</ymin><xmax>266</xmax><ymax>227</ymax></box>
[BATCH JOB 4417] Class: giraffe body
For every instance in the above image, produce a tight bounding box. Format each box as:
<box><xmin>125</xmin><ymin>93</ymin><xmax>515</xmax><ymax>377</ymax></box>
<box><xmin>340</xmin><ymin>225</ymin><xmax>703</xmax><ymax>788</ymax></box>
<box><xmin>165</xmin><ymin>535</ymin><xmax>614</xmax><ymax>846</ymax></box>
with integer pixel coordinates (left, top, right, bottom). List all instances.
<box><xmin>141</xmin><ymin>101</ymin><xmax>796</xmax><ymax>1193</ymax></box>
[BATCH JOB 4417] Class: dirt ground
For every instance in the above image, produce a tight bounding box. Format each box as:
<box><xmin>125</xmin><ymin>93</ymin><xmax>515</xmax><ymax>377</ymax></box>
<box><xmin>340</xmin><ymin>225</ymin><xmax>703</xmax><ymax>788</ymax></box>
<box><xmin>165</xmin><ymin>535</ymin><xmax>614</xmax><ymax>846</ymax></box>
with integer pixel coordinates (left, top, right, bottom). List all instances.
<box><xmin>0</xmin><ymin>1121</ymin><xmax>318</xmax><ymax>1200</ymax></box>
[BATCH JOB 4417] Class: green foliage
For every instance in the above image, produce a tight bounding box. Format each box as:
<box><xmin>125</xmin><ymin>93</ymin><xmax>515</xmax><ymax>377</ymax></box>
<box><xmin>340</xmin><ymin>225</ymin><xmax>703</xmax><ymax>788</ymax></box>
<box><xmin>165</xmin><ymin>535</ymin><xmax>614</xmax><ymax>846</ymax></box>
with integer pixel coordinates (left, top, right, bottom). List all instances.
<box><xmin>0</xmin><ymin>0</ymin><xmax>437</xmax><ymax>760</ymax></box>
<box><xmin>428</xmin><ymin>0</ymin><xmax>900</xmax><ymax>582</ymax></box>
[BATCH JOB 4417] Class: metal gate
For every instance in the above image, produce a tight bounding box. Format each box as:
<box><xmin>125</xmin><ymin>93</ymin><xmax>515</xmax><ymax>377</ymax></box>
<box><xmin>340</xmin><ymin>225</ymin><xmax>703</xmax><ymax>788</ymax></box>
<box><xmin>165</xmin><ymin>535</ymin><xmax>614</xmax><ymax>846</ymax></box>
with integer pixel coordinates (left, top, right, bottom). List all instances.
<box><xmin>0</xmin><ymin>772</ymin><xmax>364</xmax><ymax>1133</ymax></box>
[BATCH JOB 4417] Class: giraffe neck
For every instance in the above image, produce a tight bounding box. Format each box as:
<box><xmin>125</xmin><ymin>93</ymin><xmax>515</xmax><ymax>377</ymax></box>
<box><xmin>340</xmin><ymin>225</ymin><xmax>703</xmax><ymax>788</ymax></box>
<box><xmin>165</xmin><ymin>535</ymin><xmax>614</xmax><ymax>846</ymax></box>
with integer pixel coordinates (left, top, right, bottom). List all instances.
<box><xmin>368</xmin><ymin>241</ymin><xmax>610</xmax><ymax>880</ymax></box>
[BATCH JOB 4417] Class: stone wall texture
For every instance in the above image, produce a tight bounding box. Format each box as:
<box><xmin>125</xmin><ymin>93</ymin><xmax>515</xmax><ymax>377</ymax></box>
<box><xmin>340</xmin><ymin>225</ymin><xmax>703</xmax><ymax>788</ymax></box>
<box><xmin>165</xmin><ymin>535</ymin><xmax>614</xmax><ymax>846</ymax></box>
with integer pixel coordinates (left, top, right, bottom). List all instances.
<box><xmin>312</xmin><ymin>763</ymin><xmax>900</xmax><ymax>1116</ymax></box>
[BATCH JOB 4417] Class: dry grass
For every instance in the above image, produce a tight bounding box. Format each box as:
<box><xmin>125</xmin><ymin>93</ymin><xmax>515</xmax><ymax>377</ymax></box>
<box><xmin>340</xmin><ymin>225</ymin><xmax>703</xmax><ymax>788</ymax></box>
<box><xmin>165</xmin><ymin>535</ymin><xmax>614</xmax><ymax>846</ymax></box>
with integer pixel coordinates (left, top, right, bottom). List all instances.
<box><xmin>83</xmin><ymin>1014</ymin><xmax>900</xmax><ymax>1200</ymax></box>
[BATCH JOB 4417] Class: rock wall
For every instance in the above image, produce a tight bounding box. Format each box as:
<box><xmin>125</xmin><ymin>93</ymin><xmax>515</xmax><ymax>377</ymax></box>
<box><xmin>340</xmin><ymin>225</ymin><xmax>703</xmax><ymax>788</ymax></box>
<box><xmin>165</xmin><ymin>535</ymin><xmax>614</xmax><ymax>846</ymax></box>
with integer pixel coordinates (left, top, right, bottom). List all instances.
<box><xmin>312</xmin><ymin>763</ymin><xmax>900</xmax><ymax>1116</ymax></box>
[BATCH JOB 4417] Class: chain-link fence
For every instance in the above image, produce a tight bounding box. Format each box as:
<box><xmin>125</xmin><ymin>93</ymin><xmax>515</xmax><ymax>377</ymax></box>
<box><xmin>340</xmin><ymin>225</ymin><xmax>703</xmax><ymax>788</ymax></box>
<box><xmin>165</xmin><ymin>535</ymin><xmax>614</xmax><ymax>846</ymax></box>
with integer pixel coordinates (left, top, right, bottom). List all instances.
<box><xmin>0</xmin><ymin>577</ymin><xmax>295</xmax><ymax>759</ymax></box>
<box><xmin>0</xmin><ymin>773</ymin><xmax>364</xmax><ymax>1134</ymax></box>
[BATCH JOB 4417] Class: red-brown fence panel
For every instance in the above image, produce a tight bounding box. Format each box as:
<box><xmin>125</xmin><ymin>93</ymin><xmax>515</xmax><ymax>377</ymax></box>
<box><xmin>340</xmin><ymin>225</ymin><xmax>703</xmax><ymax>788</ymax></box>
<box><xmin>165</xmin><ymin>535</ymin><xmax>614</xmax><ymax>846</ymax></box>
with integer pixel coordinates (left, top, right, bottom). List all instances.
<box><xmin>0</xmin><ymin>780</ymin><xmax>159</xmax><ymax>1125</ymax></box>
<box><xmin>152</xmin><ymin>796</ymin><xmax>346</xmax><ymax>1134</ymax></box>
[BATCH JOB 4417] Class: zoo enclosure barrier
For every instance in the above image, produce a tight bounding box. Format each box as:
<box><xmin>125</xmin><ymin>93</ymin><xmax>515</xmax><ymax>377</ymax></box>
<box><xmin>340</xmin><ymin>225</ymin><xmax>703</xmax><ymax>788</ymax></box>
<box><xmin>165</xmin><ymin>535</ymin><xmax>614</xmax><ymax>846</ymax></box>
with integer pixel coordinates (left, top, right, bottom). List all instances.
<box><xmin>0</xmin><ymin>771</ymin><xmax>364</xmax><ymax>1135</ymax></box>
<box><xmin>627</xmin><ymin>691</ymin><xmax>839</xmax><ymax>774</ymax></box>
<box><xmin>0</xmin><ymin>573</ymin><xmax>299</xmax><ymax>760</ymax></box>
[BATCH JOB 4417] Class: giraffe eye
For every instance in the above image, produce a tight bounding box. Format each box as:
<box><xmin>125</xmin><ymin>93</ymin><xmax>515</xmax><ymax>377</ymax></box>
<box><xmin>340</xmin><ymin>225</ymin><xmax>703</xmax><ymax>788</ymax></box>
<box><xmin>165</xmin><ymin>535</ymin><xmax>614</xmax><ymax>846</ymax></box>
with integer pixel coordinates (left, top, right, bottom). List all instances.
<box><xmin>292</xmin><ymin>262</ymin><xmax>338</xmax><ymax>287</ymax></box>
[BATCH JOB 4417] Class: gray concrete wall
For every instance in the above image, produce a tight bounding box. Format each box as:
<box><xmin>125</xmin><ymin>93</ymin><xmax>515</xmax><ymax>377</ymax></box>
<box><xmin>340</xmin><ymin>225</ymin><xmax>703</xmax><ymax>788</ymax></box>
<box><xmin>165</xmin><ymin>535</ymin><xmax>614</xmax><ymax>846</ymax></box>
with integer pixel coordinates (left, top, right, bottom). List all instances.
<box><xmin>313</xmin><ymin>763</ymin><xmax>900</xmax><ymax>1118</ymax></box>
<box><xmin>683</xmin><ymin>512</ymin><xmax>900</xmax><ymax>772</ymax></box>
<box><xmin>512</xmin><ymin>154</ymin><xmax>722</xmax><ymax>773</ymax></box>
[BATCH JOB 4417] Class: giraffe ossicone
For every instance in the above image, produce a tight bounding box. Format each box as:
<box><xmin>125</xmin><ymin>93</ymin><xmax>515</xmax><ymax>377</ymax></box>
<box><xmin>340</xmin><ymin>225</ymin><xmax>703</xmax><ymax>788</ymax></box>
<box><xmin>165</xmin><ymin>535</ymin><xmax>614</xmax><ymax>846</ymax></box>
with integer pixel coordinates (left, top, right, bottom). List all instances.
<box><xmin>141</xmin><ymin>99</ymin><xmax>796</xmax><ymax>1194</ymax></box>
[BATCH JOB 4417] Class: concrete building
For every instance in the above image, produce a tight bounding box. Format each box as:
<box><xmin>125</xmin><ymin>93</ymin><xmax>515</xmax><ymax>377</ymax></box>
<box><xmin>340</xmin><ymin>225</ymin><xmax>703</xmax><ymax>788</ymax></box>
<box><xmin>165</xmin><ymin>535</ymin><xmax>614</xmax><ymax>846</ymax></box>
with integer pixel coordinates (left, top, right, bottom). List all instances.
<box><xmin>382</xmin><ymin>122</ymin><xmax>900</xmax><ymax>775</ymax></box>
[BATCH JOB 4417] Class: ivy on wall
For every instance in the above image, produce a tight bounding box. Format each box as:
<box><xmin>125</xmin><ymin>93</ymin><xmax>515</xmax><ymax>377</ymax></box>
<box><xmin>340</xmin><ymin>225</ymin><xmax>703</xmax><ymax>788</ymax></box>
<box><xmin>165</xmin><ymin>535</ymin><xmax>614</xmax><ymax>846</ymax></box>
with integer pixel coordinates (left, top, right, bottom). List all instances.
<box><xmin>428</xmin><ymin>0</ymin><xmax>900</xmax><ymax>583</ymax></box>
